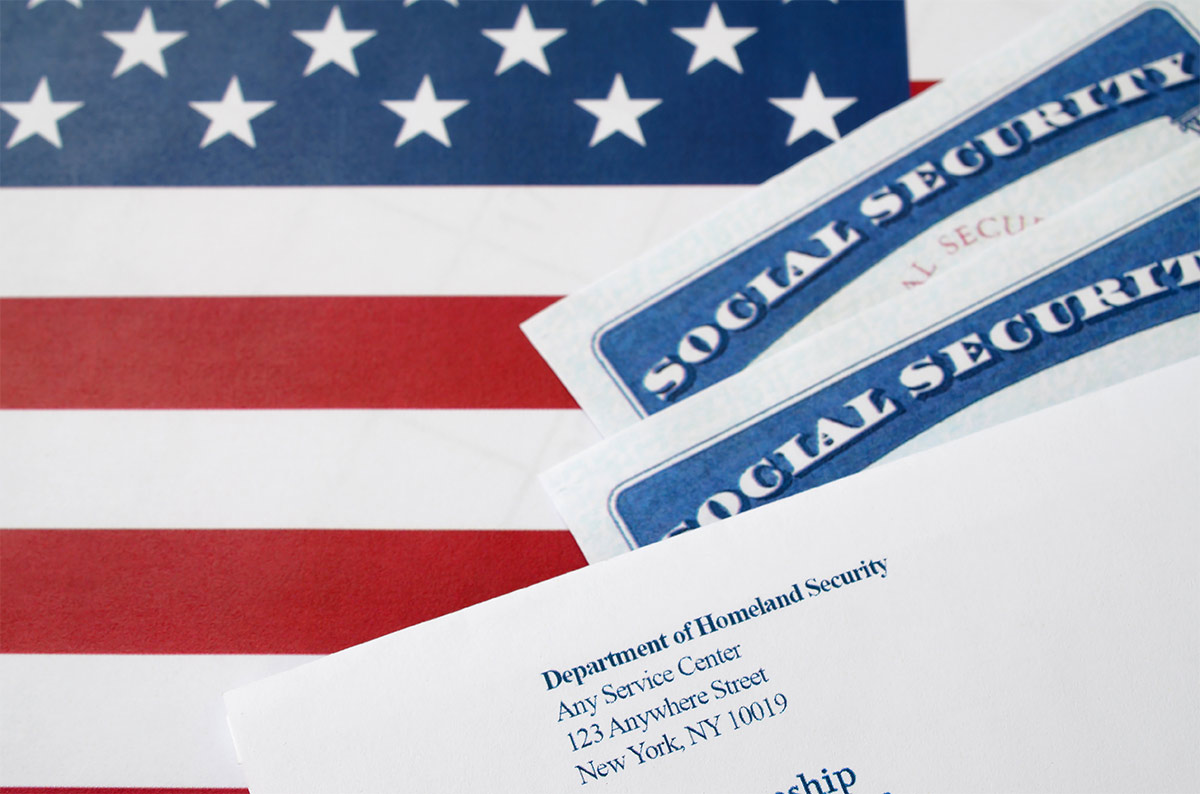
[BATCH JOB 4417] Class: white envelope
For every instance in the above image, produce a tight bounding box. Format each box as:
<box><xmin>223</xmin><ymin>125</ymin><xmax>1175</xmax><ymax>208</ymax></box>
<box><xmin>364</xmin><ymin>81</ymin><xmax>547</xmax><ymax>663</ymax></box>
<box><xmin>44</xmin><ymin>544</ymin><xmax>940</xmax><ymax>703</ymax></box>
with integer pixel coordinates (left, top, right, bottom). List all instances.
<box><xmin>226</xmin><ymin>357</ymin><xmax>1200</xmax><ymax>793</ymax></box>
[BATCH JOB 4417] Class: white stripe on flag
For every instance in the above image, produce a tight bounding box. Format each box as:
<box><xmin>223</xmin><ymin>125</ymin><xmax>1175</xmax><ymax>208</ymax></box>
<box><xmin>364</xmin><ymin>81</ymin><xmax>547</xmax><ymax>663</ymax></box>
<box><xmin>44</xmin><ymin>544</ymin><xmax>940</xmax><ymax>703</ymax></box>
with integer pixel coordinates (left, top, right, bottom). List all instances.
<box><xmin>905</xmin><ymin>0</ymin><xmax>1061</xmax><ymax>82</ymax></box>
<box><xmin>1</xmin><ymin>653</ymin><xmax>316</xmax><ymax>788</ymax></box>
<box><xmin>2</xmin><ymin>409</ymin><xmax>598</xmax><ymax>529</ymax></box>
<box><xmin>1</xmin><ymin>186</ymin><xmax>747</xmax><ymax>297</ymax></box>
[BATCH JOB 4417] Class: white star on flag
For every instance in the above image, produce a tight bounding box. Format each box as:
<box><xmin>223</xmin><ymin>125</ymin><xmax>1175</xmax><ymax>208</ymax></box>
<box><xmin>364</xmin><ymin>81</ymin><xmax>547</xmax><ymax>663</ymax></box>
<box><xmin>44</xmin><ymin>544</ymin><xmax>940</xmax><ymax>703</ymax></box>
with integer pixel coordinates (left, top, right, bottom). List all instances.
<box><xmin>102</xmin><ymin>7</ymin><xmax>187</xmax><ymax>78</ymax></box>
<box><xmin>27</xmin><ymin>0</ymin><xmax>82</xmax><ymax>7</ymax></box>
<box><xmin>381</xmin><ymin>75</ymin><xmax>468</xmax><ymax>148</ymax></box>
<box><xmin>1</xmin><ymin>76</ymin><xmax>83</xmax><ymax>149</ymax></box>
<box><xmin>672</xmin><ymin>3</ymin><xmax>756</xmax><ymax>75</ymax></box>
<box><xmin>188</xmin><ymin>76</ymin><xmax>275</xmax><ymax>148</ymax></box>
<box><xmin>768</xmin><ymin>71</ymin><xmax>857</xmax><ymax>145</ymax></box>
<box><xmin>215</xmin><ymin>0</ymin><xmax>269</xmax><ymax>8</ymax></box>
<box><xmin>592</xmin><ymin>0</ymin><xmax>648</xmax><ymax>5</ymax></box>
<box><xmin>482</xmin><ymin>5</ymin><xmax>565</xmax><ymax>76</ymax></box>
<box><xmin>575</xmin><ymin>74</ymin><xmax>661</xmax><ymax>147</ymax></box>
<box><xmin>404</xmin><ymin>0</ymin><xmax>458</xmax><ymax>6</ymax></box>
<box><xmin>293</xmin><ymin>6</ymin><xmax>376</xmax><ymax>77</ymax></box>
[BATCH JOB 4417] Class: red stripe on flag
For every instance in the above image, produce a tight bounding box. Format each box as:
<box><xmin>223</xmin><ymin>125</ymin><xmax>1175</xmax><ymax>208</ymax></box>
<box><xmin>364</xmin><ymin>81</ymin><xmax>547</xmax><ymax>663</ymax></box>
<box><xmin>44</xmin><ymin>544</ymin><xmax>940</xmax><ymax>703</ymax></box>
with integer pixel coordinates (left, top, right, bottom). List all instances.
<box><xmin>0</xmin><ymin>529</ymin><xmax>586</xmax><ymax>655</ymax></box>
<box><xmin>0</xmin><ymin>790</ymin><xmax>244</xmax><ymax>794</ymax></box>
<box><xmin>909</xmin><ymin>80</ymin><xmax>938</xmax><ymax>97</ymax></box>
<box><xmin>0</xmin><ymin>296</ymin><xmax>575</xmax><ymax>409</ymax></box>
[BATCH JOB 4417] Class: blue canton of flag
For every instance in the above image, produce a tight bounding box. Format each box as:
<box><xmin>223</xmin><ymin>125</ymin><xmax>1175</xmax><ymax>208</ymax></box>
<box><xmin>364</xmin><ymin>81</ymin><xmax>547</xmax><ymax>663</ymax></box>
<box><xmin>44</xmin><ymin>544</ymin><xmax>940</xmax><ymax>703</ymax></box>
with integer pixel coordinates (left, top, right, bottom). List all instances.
<box><xmin>0</xmin><ymin>0</ymin><xmax>910</xmax><ymax>185</ymax></box>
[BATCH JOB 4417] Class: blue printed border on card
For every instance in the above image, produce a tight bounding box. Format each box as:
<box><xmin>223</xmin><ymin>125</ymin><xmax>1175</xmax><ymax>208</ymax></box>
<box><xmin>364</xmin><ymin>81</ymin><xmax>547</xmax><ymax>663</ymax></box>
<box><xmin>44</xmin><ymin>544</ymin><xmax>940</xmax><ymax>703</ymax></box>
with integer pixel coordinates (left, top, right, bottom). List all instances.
<box><xmin>607</xmin><ymin>189</ymin><xmax>1200</xmax><ymax>549</ymax></box>
<box><xmin>592</xmin><ymin>4</ymin><xmax>1200</xmax><ymax>420</ymax></box>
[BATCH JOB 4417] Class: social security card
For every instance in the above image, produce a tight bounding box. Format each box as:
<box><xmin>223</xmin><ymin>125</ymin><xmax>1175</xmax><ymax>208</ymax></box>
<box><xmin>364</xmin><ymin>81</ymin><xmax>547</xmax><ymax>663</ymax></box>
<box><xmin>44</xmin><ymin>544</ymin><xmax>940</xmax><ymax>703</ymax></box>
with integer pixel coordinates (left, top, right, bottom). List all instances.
<box><xmin>524</xmin><ymin>0</ymin><xmax>1200</xmax><ymax>435</ymax></box>
<box><xmin>545</xmin><ymin>144</ymin><xmax>1200</xmax><ymax>562</ymax></box>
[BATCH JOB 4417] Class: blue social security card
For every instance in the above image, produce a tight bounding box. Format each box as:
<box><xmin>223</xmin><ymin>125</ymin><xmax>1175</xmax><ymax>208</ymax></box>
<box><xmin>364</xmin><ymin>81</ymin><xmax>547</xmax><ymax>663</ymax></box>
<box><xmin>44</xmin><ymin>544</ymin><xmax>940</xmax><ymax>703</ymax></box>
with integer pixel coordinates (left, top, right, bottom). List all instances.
<box><xmin>524</xmin><ymin>0</ymin><xmax>1200</xmax><ymax>436</ymax></box>
<box><xmin>544</xmin><ymin>144</ymin><xmax>1200</xmax><ymax>561</ymax></box>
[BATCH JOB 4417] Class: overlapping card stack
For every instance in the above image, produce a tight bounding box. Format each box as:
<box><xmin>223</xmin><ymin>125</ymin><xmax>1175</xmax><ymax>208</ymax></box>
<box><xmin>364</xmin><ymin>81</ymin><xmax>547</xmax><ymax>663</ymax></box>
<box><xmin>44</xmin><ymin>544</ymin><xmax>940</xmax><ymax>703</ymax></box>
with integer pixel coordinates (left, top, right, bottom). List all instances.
<box><xmin>225</xmin><ymin>1</ymin><xmax>1199</xmax><ymax>790</ymax></box>
<box><xmin>525</xmin><ymin>0</ymin><xmax>1200</xmax><ymax>559</ymax></box>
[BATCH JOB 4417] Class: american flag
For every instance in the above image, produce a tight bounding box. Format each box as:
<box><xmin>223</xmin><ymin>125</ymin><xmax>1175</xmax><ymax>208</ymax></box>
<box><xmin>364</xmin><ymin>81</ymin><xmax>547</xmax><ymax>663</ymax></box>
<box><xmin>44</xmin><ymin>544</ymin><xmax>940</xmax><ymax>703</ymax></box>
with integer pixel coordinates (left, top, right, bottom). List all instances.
<box><xmin>0</xmin><ymin>1</ymin><xmax>1055</xmax><ymax>791</ymax></box>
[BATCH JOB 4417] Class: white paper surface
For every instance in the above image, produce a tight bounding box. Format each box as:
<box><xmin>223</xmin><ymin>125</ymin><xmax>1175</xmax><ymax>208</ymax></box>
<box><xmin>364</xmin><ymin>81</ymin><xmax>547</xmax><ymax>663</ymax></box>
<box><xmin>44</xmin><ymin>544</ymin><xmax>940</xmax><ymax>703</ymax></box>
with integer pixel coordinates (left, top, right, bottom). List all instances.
<box><xmin>226</xmin><ymin>357</ymin><xmax>1200</xmax><ymax>794</ymax></box>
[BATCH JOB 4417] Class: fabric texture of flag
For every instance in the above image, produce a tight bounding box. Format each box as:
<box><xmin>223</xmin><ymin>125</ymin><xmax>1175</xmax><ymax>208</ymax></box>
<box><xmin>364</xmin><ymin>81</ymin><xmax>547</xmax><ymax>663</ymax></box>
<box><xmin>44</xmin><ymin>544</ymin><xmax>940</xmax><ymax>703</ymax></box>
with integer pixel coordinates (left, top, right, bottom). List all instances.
<box><xmin>0</xmin><ymin>1</ymin><xmax>1056</xmax><ymax>791</ymax></box>
<box><xmin>1</xmin><ymin>0</ymin><xmax>908</xmax><ymax>184</ymax></box>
